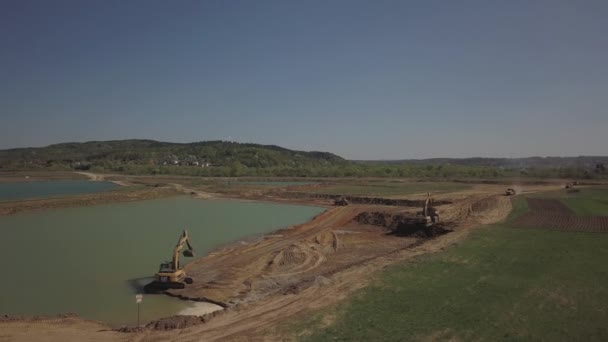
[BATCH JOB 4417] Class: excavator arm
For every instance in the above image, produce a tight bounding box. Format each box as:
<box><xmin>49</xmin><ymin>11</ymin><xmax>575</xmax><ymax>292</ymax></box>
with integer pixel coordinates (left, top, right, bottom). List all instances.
<box><xmin>171</xmin><ymin>230</ymin><xmax>195</xmax><ymax>271</ymax></box>
<box><xmin>423</xmin><ymin>192</ymin><xmax>430</xmax><ymax>217</ymax></box>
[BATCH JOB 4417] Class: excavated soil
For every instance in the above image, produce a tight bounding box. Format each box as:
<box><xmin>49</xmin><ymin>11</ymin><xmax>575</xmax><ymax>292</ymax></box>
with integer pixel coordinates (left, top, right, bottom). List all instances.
<box><xmin>513</xmin><ymin>198</ymin><xmax>608</xmax><ymax>233</ymax></box>
<box><xmin>353</xmin><ymin>211</ymin><xmax>453</xmax><ymax>237</ymax></box>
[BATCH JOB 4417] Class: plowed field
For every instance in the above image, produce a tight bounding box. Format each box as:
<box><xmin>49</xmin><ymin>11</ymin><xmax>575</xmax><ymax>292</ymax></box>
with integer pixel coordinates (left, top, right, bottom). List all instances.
<box><xmin>514</xmin><ymin>198</ymin><xmax>608</xmax><ymax>233</ymax></box>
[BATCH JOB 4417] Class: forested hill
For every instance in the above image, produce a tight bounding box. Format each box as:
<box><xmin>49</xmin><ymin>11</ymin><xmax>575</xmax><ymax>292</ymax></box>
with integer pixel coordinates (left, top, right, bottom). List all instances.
<box><xmin>0</xmin><ymin>140</ymin><xmax>606</xmax><ymax>178</ymax></box>
<box><xmin>0</xmin><ymin>140</ymin><xmax>345</xmax><ymax>170</ymax></box>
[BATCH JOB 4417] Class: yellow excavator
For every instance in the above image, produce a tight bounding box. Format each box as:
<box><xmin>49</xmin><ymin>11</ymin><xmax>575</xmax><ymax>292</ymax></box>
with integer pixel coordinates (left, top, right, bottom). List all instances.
<box><xmin>417</xmin><ymin>192</ymin><xmax>439</xmax><ymax>227</ymax></box>
<box><xmin>144</xmin><ymin>230</ymin><xmax>195</xmax><ymax>293</ymax></box>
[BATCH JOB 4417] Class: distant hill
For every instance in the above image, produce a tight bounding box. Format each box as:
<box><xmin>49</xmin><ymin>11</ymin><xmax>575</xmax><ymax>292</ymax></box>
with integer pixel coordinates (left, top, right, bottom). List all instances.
<box><xmin>0</xmin><ymin>140</ymin><xmax>346</xmax><ymax>170</ymax></box>
<box><xmin>0</xmin><ymin>140</ymin><xmax>606</xmax><ymax>178</ymax></box>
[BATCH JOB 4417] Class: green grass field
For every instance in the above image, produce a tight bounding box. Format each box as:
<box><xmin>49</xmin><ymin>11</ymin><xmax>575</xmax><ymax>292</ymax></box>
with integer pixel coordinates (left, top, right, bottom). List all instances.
<box><xmin>307</xmin><ymin>182</ymin><xmax>471</xmax><ymax>197</ymax></box>
<box><xmin>294</xmin><ymin>188</ymin><xmax>608</xmax><ymax>341</ymax></box>
<box><xmin>560</xmin><ymin>188</ymin><xmax>608</xmax><ymax>216</ymax></box>
<box><xmin>525</xmin><ymin>186</ymin><xmax>608</xmax><ymax>216</ymax></box>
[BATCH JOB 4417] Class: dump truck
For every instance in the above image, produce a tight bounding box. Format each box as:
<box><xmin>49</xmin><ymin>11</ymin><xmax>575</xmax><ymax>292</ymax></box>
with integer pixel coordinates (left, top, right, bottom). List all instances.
<box><xmin>505</xmin><ymin>188</ymin><xmax>516</xmax><ymax>196</ymax></box>
<box><xmin>334</xmin><ymin>196</ymin><xmax>349</xmax><ymax>206</ymax></box>
<box><xmin>416</xmin><ymin>192</ymin><xmax>439</xmax><ymax>227</ymax></box>
<box><xmin>144</xmin><ymin>230</ymin><xmax>195</xmax><ymax>293</ymax></box>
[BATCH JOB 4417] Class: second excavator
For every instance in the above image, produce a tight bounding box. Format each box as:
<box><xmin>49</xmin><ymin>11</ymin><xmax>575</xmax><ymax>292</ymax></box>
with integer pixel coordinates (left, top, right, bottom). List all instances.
<box><xmin>417</xmin><ymin>192</ymin><xmax>439</xmax><ymax>227</ymax></box>
<box><xmin>144</xmin><ymin>230</ymin><xmax>195</xmax><ymax>293</ymax></box>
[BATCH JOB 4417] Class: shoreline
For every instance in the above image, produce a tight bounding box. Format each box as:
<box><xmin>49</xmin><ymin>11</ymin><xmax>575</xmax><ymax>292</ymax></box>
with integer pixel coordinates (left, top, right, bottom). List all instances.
<box><xmin>0</xmin><ymin>187</ymin><xmax>181</xmax><ymax>216</ymax></box>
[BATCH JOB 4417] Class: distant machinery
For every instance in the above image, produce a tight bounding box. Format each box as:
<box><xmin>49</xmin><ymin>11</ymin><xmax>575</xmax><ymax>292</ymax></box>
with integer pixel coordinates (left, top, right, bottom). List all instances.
<box><xmin>334</xmin><ymin>196</ymin><xmax>349</xmax><ymax>206</ymax></box>
<box><xmin>416</xmin><ymin>192</ymin><xmax>439</xmax><ymax>227</ymax></box>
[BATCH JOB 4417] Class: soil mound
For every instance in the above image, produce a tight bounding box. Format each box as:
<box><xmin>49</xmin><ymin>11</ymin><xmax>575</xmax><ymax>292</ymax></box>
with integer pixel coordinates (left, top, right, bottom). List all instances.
<box><xmin>354</xmin><ymin>212</ymin><xmax>452</xmax><ymax>237</ymax></box>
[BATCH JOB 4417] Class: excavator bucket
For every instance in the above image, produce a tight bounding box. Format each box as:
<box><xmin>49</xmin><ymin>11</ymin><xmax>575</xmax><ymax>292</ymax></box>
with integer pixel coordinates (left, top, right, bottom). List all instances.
<box><xmin>183</xmin><ymin>250</ymin><xmax>194</xmax><ymax>257</ymax></box>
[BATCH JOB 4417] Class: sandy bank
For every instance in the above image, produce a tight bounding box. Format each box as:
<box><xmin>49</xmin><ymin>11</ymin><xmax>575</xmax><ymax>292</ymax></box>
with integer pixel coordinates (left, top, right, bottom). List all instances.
<box><xmin>178</xmin><ymin>302</ymin><xmax>224</xmax><ymax>316</ymax></box>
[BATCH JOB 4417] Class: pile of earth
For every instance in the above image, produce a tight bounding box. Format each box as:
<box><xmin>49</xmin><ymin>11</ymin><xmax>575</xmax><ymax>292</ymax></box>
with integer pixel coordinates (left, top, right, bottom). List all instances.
<box><xmin>354</xmin><ymin>211</ymin><xmax>452</xmax><ymax>237</ymax></box>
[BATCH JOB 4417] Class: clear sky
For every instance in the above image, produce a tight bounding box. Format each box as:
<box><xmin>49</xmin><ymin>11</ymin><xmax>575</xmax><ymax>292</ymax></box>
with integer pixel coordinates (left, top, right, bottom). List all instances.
<box><xmin>1</xmin><ymin>0</ymin><xmax>607</xmax><ymax>159</ymax></box>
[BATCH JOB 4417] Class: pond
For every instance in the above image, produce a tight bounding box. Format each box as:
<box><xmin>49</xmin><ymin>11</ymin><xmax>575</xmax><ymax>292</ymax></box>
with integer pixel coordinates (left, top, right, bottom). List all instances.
<box><xmin>0</xmin><ymin>196</ymin><xmax>324</xmax><ymax>325</ymax></box>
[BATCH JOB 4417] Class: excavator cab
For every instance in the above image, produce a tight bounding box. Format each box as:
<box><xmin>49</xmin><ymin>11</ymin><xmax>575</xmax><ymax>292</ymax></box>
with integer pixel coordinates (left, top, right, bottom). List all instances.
<box><xmin>158</xmin><ymin>261</ymin><xmax>174</xmax><ymax>273</ymax></box>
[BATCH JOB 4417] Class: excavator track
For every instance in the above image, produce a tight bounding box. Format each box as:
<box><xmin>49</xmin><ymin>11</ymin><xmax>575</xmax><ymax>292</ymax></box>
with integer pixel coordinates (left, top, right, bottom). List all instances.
<box><xmin>144</xmin><ymin>281</ymin><xmax>186</xmax><ymax>293</ymax></box>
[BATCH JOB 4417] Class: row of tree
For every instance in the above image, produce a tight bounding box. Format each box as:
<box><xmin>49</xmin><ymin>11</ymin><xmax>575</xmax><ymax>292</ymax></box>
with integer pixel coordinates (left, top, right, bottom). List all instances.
<box><xmin>77</xmin><ymin>162</ymin><xmax>606</xmax><ymax>179</ymax></box>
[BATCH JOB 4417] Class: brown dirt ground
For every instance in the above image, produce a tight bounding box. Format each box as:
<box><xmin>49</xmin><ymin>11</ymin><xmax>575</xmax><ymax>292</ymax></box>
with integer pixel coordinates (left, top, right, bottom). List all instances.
<box><xmin>0</xmin><ymin>176</ymin><xmax>560</xmax><ymax>341</ymax></box>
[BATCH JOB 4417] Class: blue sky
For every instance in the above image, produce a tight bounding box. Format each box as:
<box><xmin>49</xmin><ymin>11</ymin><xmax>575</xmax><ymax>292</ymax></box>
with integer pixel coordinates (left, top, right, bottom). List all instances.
<box><xmin>1</xmin><ymin>0</ymin><xmax>606</xmax><ymax>159</ymax></box>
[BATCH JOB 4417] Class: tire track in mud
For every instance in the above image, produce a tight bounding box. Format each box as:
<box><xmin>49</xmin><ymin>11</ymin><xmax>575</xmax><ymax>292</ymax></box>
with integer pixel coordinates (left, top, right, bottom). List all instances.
<box><xmin>169</xmin><ymin>206</ymin><xmax>366</xmax><ymax>304</ymax></box>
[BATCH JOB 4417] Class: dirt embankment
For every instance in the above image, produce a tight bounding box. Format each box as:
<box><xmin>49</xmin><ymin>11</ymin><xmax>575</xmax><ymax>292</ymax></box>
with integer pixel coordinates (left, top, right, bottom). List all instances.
<box><xmin>354</xmin><ymin>211</ymin><xmax>453</xmax><ymax>237</ymax></box>
<box><xmin>272</xmin><ymin>191</ymin><xmax>452</xmax><ymax>207</ymax></box>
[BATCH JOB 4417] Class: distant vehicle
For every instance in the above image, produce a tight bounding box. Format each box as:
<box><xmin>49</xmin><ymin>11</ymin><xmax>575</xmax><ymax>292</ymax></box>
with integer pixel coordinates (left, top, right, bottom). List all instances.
<box><xmin>565</xmin><ymin>182</ymin><xmax>574</xmax><ymax>189</ymax></box>
<box><xmin>505</xmin><ymin>188</ymin><xmax>517</xmax><ymax>196</ymax></box>
<box><xmin>334</xmin><ymin>196</ymin><xmax>348</xmax><ymax>206</ymax></box>
<box><xmin>416</xmin><ymin>192</ymin><xmax>439</xmax><ymax>227</ymax></box>
<box><xmin>144</xmin><ymin>230</ymin><xmax>195</xmax><ymax>293</ymax></box>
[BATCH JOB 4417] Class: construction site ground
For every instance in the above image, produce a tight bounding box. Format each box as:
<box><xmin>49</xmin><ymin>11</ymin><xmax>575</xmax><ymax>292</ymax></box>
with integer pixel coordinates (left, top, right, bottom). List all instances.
<box><xmin>291</xmin><ymin>187</ymin><xmax>608</xmax><ymax>341</ymax></box>
<box><xmin>0</xmin><ymin>173</ymin><xmax>582</xmax><ymax>341</ymax></box>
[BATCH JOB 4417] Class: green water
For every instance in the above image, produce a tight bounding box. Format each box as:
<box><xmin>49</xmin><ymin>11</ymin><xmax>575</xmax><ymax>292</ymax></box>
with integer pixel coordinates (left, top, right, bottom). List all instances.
<box><xmin>0</xmin><ymin>196</ymin><xmax>323</xmax><ymax>325</ymax></box>
<box><xmin>0</xmin><ymin>180</ymin><xmax>117</xmax><ymax>201</ymax></box>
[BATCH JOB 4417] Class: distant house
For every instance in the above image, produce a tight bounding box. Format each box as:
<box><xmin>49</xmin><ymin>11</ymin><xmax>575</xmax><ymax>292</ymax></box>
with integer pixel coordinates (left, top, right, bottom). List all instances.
<box><xmin>72</xmin><ymin>161</ymin><xmax>92</xmax><ymax>170</ymax></box>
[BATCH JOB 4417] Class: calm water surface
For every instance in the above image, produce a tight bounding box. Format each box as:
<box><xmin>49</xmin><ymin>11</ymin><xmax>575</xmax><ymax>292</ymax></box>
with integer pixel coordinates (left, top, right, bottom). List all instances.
<box><xmin>0</xmin><ymin>180</ymin><xmax>117</xmax><ymax>201</ymax></box>
<box><xmin>0</xmin><ymin>196</ymin><xmax>323</xmax><ymax>325</ymax></box>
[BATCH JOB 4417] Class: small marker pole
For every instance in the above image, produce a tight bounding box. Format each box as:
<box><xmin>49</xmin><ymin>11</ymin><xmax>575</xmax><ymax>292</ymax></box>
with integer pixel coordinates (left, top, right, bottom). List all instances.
<box><xmin>136</xmin><ymin>294</ymin><xmax>143</xmax><ymax>327</ymax></box>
